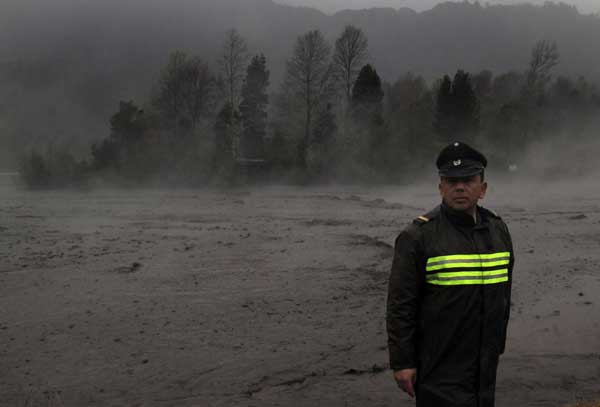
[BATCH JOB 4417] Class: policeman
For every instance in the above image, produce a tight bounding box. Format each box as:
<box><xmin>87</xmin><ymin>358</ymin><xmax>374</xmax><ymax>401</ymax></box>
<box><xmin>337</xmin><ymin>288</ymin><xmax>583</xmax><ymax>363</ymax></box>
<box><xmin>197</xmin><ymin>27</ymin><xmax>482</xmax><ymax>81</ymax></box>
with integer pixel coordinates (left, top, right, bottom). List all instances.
<box><xmin>386</xmin><ymin>141</ymin><xmax>514</xmax><ymax>407</ymax></box>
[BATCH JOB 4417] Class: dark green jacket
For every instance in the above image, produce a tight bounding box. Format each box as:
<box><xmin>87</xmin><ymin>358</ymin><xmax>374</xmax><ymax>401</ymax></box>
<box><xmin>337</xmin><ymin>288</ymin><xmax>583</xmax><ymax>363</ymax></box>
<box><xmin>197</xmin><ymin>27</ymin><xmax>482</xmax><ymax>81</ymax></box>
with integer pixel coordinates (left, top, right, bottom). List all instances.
<box><xmin>386</xmin><ymin>203</ymin><xmax>514</xmax><ymax>407</ymax></box>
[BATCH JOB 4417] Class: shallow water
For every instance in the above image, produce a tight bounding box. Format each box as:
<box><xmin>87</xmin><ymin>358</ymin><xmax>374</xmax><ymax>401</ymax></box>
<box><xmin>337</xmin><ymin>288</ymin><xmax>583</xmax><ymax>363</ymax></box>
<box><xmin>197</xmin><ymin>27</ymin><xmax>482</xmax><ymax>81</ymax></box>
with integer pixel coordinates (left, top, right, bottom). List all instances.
<box><xmin>1</xmin><ymin>177</ymin><xmax>599</xmax><ymax>406</ymax></box>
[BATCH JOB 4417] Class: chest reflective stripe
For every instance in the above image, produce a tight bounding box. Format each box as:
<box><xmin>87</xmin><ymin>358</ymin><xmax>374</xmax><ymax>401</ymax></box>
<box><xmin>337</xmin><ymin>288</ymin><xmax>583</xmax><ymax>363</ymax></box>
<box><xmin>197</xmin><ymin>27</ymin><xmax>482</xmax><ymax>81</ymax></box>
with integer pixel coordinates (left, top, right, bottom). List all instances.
<box><xmin>425</xmin><ymin>252</ymin><xmax>510</xmax><ymax>285</ymax></box>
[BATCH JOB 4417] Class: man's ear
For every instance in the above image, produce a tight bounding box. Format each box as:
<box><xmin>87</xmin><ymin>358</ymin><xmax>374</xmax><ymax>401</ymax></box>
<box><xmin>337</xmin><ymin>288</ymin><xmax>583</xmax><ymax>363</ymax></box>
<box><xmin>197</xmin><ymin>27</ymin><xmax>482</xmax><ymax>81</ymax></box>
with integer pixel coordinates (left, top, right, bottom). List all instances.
<box><xmin>479</xmin><ymin>181</ymin><xmax>488</xmax><ymax>199</ymax></box>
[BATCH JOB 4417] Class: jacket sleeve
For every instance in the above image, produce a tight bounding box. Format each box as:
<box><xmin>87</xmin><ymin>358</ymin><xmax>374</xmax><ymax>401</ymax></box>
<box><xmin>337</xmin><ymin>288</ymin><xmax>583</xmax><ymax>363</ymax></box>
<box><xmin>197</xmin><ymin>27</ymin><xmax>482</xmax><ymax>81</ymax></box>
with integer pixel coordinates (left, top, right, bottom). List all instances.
<box><xmin>386</xmin><ymin>224</ymin><xmax>424</xmax><ymax>371</ymax></box>
<box><xmin>500</xmin><ymin>220</ymin><xmax>515</xmax><ymax>355</ymax></box>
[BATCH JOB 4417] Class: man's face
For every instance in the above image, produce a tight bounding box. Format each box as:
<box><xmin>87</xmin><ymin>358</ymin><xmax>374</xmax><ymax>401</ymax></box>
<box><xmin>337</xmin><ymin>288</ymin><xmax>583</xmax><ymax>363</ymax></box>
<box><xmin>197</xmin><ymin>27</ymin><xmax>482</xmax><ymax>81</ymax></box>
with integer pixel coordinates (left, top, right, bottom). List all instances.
<box><xmin>439</xmin><ymin>174</ymin><xmax>487</xmax><ymax>212</ymax></box>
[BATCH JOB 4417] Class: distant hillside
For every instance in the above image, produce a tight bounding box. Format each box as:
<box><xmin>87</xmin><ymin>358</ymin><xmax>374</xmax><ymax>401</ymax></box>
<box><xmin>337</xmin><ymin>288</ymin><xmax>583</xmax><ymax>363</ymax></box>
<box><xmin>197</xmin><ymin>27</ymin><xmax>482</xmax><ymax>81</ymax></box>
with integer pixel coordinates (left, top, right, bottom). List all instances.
<box><xmin>273</xmin><ymin>0</ymin><xmax>441</xmax><ymax>14</ymax></box>
<box><xmin>274</xmin><ymin>0</ymin><xmax>600</xmax><ymax>15</ymax></box>
<box><xmin>1</xmin><ymin>0</ymin><xmax>599</xmax><ymax>167</ymax></box>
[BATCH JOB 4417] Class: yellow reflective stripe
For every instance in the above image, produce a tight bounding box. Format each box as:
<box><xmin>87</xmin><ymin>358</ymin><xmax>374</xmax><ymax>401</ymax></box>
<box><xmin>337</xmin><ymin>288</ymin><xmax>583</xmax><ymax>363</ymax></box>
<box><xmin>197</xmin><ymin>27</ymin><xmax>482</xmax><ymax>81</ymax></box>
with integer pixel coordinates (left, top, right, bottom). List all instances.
<box><xmin>426</xmin><ymin>269</ymin><xmax>508</xmax><ymax>279</ymax></box>
<box><xmin>427</xmin><ymin>252</ymin><xmax>510</xmax><ymax>264</ymax></box>
<box><xmin>427</xmin><ymin>259</ymin><xmax>509</xmax><ymax>271</ymax></box>
<box><xmin>427</xmin><ymin>276</ymin><xmax>509</xmax><ymax>286</ymax></box>
<box><xmin>478</xmin><ymin>252</ymin><xmax>511</xmax><ymax>260</ymax></box>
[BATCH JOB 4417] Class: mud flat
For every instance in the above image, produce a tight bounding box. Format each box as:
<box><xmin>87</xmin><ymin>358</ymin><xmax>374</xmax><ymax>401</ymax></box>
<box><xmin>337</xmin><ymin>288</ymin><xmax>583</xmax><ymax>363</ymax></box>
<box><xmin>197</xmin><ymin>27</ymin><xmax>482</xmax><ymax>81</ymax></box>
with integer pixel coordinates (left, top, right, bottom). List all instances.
<box><xmin>1</xmin><ymin>177</ymin><xmax>599</xmax><ymax>406</ymax></box>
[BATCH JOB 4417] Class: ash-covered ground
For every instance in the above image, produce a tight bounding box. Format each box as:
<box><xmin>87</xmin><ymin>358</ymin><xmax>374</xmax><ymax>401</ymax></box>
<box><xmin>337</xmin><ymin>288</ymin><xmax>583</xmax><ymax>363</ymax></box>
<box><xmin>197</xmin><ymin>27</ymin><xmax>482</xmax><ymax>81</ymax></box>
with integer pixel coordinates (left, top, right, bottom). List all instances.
<box><xmin>1</xmin><ymin>174</ymin><xmax>599</xmax><ymax>406</ymax></box>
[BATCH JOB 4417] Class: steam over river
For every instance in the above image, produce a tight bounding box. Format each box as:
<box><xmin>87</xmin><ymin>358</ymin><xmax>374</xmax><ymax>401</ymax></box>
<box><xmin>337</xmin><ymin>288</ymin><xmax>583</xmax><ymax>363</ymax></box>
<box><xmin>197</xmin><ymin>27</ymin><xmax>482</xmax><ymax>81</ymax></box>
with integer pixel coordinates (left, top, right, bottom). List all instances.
<box><xmin>1</xmin><ymin>174</ymin><xmax>599</xmax><ymax>406</ymax></box>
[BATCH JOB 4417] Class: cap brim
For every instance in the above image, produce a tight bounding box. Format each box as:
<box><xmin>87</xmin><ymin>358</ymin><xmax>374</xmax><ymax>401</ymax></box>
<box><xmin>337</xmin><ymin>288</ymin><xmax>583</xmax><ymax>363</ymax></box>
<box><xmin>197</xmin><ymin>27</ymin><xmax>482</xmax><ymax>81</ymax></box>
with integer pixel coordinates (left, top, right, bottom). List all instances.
<box><xmin>439</xmin><ymin>164</ymin><xmax>484</xmax><ymax>178</ymax></box>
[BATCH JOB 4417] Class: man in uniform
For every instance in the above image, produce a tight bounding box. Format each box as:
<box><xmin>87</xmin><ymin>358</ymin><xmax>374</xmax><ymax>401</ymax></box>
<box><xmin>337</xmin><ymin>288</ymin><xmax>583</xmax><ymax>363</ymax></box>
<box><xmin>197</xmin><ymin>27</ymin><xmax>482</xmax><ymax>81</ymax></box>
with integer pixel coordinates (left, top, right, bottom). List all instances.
<box><xmin>386</xmin><ymin>141</ymin><xmax>514</xmax><ymax>407</ymax></box>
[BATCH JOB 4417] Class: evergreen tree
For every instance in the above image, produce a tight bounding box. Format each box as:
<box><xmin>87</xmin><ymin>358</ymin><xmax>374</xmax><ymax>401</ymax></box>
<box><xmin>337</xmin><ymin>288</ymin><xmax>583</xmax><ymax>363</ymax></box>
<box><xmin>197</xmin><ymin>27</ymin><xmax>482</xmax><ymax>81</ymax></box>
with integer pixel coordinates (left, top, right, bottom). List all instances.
<box><xmin>100</xmin><ymin>100</ymin><xmax>148</xmax><ymax>177</ymax></box>
<box><xmin>434</xmin><ymin>70</ymin><xmax>479</xmax><ymax>143</ymax></box>
<box><xmin>434</xmin><ymin>75</ymin><xmax>453</xmax><ymax>143</ymax></box>
<box><xmin>239</xmin><ymin>54</ymin><xmax>270</xmax><ymax>160</ymax></box>
<box><xmin>350</xmin><ymin>64</ymin><xmax>385</xmax><ymax>173</ymax></box>
<box><xmin>104</xmin><ymin>100</ymin><xmax>164</xmax><ymax>180</ymax></box>
<box><xmin>351</xmin><ymin>64</ymin><xmax>384</xmax><ymax>125</ymax></box>
<box><xmin>386</xmin><ymin>73</ymin><xmax>434</xmax><ymax>169</ymax></box>
<box><xmin>452</xmin><ymin>70</ymin><xmax>480</xmax><ymax>141</ymax></box>
<box><xmin>110</xmin><ymin>101</ymin><xmax>146</xmax><ymax>152</ymax></box>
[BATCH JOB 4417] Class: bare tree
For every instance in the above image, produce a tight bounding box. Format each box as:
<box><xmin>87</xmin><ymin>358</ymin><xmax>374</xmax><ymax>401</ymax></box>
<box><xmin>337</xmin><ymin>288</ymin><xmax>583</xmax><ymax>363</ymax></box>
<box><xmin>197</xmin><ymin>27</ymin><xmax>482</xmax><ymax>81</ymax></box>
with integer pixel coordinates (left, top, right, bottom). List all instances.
<box><xmin>154</xmin><ymin>50</ymin><xmax>188</xmax><ymax>137</ymax></box>
<box><xmin>333</xmin><ymin>25</ymin><xmax>369</xmax><ymax>104</ymax></box>
<box><xmin>219</xmin><ymin>29</ymin><xmax>249</xmax><ymax>109</ymax></box>
<box><xmin>525</xmin><ymin>40</ymin><xmax>559</xmax><ymax>96</ymax></box>
<box><xmin>516</xmin><ymin>40</ymin><xmax>560</xmax><ymax>146</ymax></box>
<box><xmin>284</xmin><ymin>30</ymin><xmax>333</xmax><ymax>169</ymax></box>
<box><xmin>154</xmin><ymin>52</ymin><xmax>215</xmax><ymax>136</ymax></box>
<box><xmin>182</xmin><ymin>57</ymin><xmax>214</xmax><ymax>132</ymax></box>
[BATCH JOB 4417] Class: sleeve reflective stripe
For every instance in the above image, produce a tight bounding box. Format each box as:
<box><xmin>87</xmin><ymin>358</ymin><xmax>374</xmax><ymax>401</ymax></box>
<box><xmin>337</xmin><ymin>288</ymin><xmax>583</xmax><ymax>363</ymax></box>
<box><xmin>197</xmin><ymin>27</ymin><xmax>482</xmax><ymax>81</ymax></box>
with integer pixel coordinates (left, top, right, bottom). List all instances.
<box><xmin>427</xmin><ymin>276</ymin><xmax>509</xmax><ymax>285</ymax></box>
<box><xmin>426</xmin><ymin>269</ymin><xmax>508</xmax><ymax>279</ymax></box>
<box><xmin>427</xmin><ymin>252</ymin><xmax>510</xmax><ymax>264</ymax></box>
<box><xmin>427</xmin><ymin>258</ymin><xmax>510</xmax><ymax>271</ymax></box>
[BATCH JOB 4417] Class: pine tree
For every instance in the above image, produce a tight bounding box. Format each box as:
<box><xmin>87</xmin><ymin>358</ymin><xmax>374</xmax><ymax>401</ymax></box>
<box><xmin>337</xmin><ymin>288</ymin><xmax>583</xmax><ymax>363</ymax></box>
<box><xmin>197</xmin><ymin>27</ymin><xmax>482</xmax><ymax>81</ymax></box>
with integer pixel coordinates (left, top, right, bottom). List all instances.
<box><xmin>351</xmin><ymin>64</ymin><xmax>385</xmax><ymax>172</ymax></box>
<box><xmin>452</xmin><ymin>70</ymin><xmax>480</xmax><ymax>142</ymax></box>
<box><xmin>434</xmin><ymin>70</ymin><xmax>479</xmax><ymax>143</ymax></box>
<box><xmin>351</xmin><ymin>64</ymin><xmax>384</xmax><ymax>126</ymax></box>
<box><xmin>434</xmin><ymin>75</ymin><xmax>454</xmax><ymax>142</ymax></box>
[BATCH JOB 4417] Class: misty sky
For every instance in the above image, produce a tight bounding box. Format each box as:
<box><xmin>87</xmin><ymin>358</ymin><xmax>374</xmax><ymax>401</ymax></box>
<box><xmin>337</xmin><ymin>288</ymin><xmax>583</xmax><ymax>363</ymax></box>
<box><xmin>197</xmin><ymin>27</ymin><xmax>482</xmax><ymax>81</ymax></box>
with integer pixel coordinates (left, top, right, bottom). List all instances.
<box><xmin>274</xmin><ymin>0</ymin><xmax>599</xmax><ymax>14</ymax></box>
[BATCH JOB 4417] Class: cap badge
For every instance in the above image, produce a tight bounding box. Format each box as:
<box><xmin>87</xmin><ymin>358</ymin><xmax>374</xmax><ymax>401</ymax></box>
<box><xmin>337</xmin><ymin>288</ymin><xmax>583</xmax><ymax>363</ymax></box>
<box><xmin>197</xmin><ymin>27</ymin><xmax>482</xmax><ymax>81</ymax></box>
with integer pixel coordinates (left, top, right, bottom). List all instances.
<box><xmin>453</xmin><ymin>159</ymin><xmax>462</xmax><ymax>166</ymax></box>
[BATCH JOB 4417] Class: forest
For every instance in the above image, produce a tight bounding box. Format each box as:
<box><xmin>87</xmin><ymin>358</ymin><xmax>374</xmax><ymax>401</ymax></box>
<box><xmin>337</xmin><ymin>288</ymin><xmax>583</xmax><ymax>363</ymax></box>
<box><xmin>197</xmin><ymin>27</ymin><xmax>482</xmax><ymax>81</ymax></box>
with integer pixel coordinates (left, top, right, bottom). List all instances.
<box><xmin>19</xmin><ymin>26</ymin><xmax>600</xmax><ymax>187</ymax></box>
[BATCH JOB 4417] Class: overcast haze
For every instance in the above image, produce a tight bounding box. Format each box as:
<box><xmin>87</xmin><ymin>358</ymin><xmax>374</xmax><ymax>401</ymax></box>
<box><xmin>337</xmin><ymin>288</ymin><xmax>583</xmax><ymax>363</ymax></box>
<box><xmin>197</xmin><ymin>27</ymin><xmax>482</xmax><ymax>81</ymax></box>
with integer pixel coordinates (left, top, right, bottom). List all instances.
<box><xmin>2</xmin><ymin>1</ymin><xmax>600</xmax><ymax>403</ymax></box>
<box><xmin>275</xmin><ymin>0</ymin><xmax>600</xmax><ymax>14</ymax></box>
<box><xmin>1</xmin><ymin>0</ymin><xmax>600</xmax><ymax>170</ymax></box>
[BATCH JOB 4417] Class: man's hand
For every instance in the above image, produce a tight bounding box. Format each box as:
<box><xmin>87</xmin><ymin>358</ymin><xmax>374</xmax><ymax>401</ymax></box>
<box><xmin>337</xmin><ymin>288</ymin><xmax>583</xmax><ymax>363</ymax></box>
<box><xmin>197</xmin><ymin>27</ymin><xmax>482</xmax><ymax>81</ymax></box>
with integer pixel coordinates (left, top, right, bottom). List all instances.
<box><xmin>393</xmin><ymin>368</ymin><xmax>417</xmax><ymax>398</ymax></box>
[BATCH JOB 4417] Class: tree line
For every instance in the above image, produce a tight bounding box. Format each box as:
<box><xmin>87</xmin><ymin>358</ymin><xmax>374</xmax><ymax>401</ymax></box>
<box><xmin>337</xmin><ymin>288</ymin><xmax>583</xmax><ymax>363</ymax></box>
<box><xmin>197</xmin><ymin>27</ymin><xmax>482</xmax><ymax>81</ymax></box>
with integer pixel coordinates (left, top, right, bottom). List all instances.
<box><xmin>19</xmin><ymin>28</ymin><xmax>600</xmax><ymax>188</ymax></box>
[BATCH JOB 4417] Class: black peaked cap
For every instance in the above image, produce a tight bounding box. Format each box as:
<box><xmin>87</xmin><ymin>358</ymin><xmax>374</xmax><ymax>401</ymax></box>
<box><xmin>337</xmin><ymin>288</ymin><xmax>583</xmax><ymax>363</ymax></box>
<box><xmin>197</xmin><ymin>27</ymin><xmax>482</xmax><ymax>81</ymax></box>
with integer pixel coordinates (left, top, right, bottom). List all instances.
<box><xmin>436</xmin><ymin>141</ymin><xmax>488</xmax><ymax>177</ymax></box>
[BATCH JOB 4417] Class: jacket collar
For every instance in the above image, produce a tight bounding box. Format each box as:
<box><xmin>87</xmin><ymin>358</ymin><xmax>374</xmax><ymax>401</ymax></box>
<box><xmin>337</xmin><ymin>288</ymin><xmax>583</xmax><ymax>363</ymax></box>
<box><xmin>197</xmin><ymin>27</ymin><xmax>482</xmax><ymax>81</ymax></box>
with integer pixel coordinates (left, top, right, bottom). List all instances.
<box><xmin>440</xmin><ymin>201</ymin><xmax>483</xmax><ymax>228</ymax></box>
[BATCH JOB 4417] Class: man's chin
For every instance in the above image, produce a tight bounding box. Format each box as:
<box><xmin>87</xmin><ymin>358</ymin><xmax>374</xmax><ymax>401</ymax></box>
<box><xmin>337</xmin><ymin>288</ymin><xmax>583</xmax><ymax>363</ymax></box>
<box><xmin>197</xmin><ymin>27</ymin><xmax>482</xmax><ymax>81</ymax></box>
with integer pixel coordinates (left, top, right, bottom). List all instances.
<box><xmin>447</xmin><ymin>201</ymin><xmax>473</xmax><ymax>212</ymax></box>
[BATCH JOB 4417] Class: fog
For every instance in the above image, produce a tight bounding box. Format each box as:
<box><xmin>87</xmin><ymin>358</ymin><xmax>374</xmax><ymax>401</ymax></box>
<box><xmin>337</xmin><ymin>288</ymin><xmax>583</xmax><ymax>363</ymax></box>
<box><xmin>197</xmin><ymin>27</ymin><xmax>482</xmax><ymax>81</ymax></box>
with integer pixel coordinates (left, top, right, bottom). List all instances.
<box><xmin>1</xmin><ymin>3</ymin><xmax>600</xmax><ymax>403</ymax></box>
<box><xmin>1</xmin><ymin>1</ymin><xmax>599</xmax><ymax>154</ymax></box>
<box><xmin>2</xmin><ymin>170</ymin><xmax>600</xmax><ymax>405</ymax></box>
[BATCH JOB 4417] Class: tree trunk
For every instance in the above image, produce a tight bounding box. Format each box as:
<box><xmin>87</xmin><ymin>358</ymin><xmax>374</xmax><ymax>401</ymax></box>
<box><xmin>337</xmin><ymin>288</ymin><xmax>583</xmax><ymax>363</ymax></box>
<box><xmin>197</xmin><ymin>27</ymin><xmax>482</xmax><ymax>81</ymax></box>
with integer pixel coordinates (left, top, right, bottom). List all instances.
<box><xmin>302</xmin><ymin>98</ymin><xmax>312</xmax><ymax>170</ymax></box>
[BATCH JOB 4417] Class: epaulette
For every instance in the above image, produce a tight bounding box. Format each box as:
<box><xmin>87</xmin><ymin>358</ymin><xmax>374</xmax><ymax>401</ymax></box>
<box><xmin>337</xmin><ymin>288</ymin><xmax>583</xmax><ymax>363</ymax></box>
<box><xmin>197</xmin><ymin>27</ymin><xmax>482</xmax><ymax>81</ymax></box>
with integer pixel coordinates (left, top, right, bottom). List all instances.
<box><xmin>416</xmin><ymin>215</ymin><xmax>430</xmax><ymax>223</ymax></box>
<box><xmin>413</xmin><ymin>206</ymin><xmax>440</xmax><ymax>225</ymax></box>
